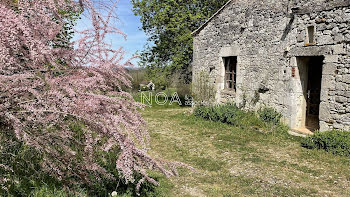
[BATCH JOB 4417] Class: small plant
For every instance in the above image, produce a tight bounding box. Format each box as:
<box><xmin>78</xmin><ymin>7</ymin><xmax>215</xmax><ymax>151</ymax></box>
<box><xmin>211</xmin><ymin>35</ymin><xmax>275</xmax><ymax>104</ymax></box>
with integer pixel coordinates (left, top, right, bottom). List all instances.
<box><xmin>301</xmin><ymin>130</ymin><xmax>350</xmax><ymax>157</ymax></box>
<box><xmin>251</xmin><ymin>90</ymin><xmax>260</xmax><ymax>105</ymax></box>
<box><xmin>258</xmin><ymin>107</ymin><xmax>282</xmax><ymax>125</ymax></box>
<box><xmin>192</xmin><ymin>71</ymin><xmax>216</xmax><ymax>104</ymax></box>
<box><xmin>175</xmin><ymin>82</ymin><xmax>192</xmax><ymax>106</ymax></box>
<box><xmin>239</xmin><ymin>91</ymin><xmax>247</xmax><ymax>109</ymax></box>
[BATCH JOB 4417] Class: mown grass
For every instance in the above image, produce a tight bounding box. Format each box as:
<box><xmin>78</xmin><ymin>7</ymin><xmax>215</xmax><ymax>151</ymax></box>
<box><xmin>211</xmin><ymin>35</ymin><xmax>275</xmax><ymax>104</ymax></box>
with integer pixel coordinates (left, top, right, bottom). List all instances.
<box><xmin>3</xmin><ymin>102</ymin><xmax>350</xmax><ymax>196</ymax></box>
<box><xmin>142</xmin><ymin>107</ymin><xmax>350</xmax><ymax>196</ymax></box>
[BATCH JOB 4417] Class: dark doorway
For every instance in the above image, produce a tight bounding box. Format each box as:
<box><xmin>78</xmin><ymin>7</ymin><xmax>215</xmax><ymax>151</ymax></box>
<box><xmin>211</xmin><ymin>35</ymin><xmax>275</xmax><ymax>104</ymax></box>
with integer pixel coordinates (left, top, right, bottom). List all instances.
<box><xmin>305</xmin><ymin>56</ymin><xmax>324</xmax><ymax>131</ymax></box>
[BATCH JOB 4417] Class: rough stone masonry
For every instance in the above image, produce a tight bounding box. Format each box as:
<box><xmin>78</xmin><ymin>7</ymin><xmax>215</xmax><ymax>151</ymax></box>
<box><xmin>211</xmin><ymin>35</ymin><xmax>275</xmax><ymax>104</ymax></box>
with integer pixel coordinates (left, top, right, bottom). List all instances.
<box><xmin>192</xmin><ymin>0</ymin><xmax>350</xmax><ymax>131</ymax></box>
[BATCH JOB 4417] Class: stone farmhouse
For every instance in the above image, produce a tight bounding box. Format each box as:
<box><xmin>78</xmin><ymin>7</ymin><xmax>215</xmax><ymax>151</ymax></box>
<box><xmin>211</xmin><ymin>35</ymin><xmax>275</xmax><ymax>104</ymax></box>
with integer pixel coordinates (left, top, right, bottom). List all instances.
<box><xmin>192</xmin><ymin>0</ymin><xmax>350</xmax><ymax>133</ymax></box>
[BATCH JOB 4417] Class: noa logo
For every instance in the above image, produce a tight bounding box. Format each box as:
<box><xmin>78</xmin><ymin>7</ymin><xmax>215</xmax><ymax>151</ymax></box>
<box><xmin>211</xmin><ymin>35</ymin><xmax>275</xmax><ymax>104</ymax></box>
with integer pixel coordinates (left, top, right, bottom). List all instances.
<box><xmin>141</xmin><ymin>92</ymin><xmax>193</xmax><ymax>106</ymax></box>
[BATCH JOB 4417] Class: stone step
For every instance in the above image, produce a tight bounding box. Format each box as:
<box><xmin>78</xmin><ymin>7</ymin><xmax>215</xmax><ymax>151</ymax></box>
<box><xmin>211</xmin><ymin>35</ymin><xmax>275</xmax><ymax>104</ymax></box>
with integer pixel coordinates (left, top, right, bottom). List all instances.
<box><xmin>289</xmin><ymin>128</ymin><xmax>314</xmax><ymax>137</ymax></box>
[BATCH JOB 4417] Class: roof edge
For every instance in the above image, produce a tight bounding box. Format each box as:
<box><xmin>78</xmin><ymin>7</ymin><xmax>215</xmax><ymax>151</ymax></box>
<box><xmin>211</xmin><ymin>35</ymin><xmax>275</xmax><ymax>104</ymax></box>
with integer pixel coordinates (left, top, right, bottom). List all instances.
<box><xmin>191</xmin><ymin>0</ymin><xmax>233</xmax><ymax>37</ymax></box>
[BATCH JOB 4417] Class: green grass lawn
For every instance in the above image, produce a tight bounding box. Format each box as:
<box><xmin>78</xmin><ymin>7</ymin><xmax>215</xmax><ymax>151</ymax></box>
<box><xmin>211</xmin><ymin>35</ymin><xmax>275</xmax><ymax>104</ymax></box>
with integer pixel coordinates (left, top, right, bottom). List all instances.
<box><xmin>143</xmin><ymin>107</ymin><xmax>350</xmax><ymax>197</ymax></box>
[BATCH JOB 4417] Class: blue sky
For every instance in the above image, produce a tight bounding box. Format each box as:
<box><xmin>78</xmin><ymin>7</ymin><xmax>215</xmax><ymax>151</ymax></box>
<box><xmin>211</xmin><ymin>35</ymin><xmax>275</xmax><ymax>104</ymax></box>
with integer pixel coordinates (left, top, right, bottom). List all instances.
<box><xmin>114</xmin><ymin>0</ymin><xmax>148</xmax><ymax>66</ymax></box>
<box><xmin>75</xmin><ymin>0</ymin><xmax>148</xmax><ymax>66</ymax></box>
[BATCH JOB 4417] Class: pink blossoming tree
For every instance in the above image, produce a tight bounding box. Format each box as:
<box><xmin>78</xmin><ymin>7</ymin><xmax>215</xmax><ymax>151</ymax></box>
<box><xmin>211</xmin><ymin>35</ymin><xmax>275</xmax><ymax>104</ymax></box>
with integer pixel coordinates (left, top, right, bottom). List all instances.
<box><xmin>0</xmin><ymin>0</ymin><xmax>186</xmax><ymax>192</ymax></box>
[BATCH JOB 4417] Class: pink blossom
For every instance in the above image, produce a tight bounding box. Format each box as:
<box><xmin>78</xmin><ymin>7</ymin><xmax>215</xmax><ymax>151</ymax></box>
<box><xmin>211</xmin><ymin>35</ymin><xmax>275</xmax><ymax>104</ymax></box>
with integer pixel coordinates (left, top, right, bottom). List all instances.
<box><xmin>0</xmin><ymin>0</ymin><xmax>186</xmax><ymax>190</ymax></box>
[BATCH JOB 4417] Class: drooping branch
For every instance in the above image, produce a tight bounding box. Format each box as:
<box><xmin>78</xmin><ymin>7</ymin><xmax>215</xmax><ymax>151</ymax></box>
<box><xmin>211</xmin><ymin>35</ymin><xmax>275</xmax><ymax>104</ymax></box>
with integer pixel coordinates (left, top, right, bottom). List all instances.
<box><xmin>0</xmin><ymin>0</ymin><xmax>185</xmax><ymax>191</ymax></box>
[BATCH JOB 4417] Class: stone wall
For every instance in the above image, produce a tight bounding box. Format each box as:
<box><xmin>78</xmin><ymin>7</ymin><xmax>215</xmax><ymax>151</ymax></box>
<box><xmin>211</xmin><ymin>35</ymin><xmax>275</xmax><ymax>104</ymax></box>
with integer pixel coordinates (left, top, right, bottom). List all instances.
<box><xmin>192</xmin><ymin>0</ymin><xmax>350</xmax><ymax>131</ymax></box>
<box><xmin>289</xmin><ymin>6</ymin><xmax>350</xmax><ymax>130</ymax></box>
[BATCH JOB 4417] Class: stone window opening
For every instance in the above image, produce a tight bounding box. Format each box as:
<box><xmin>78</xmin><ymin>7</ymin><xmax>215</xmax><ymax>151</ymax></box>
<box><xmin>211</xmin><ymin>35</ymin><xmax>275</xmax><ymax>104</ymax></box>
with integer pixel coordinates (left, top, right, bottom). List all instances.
<box><xmin>223</xmin><ymin>56</ymin><xmax>237</xmax><ymax>91</ymax></box>
<box><xmin>307</xmin><ymin>26</ymin><xmax>315</xmax><ymax>44</ymax></box>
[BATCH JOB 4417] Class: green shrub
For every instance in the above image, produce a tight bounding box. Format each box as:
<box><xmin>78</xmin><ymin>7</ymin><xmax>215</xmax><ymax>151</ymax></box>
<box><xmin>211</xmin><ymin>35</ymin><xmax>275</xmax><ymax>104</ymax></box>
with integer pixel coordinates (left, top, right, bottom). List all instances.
<box><xmin>194</xmin><ymin>104</ymin><xmax>289</xmax><ymax>136</ymax></box>
<box><xmin>175</xmin><ymin>83</ymin><xmax>192</xmax><ymax>106</ymax></box>
<box><xmin>140</xmin><ymin>85</ymin><xmax>148</xmax><ymax>91</ymax></box>
<box><xmin>301</xmin><ymin>130</ymin><xmax>350</xmax><ymax>157</ymax></box>
<box><xmin>194</xmin><ymin>104</ymin><xmax>244</xmax><ymax>126</ymax></box>
<box><xmin>0</xmin><ymin>124</ymin><xmax>61</xmax><ymax>196</ymax></box>
<box><xmin>258</xmin><ymin>107</ymin><xmax>282</xmax><ymax>125</ymax></box>
<box><xmin>0</xmin><ymin>121</ymin><xmax>160</xmax><ymax>197</ymax></box>
<box><xmin>30</xmin><ymin>186</ymin><xmax>86</xmax><ymax>197</ymax></box>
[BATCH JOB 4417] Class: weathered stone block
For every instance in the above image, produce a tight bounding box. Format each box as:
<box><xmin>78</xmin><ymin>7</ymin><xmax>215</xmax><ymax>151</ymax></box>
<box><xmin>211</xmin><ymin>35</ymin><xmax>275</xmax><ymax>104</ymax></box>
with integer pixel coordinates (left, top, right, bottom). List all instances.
<box><xmin>321</xmin><ymin>75</ymin><xmax>335</xmax><ymax>89</ymax></box>
<box><xmin>319</xmin><ymin>121</ymin><xmax>330</xmax><ymax>132</ymax></box>
<box><xmin>334</xmin><ymin>34</ymin><xmax>344</xmax><ymax>42</ymax></box>
<box><xmin>346</xmin><ymin>106</ymin><xmax>350</xmax><ymax>113</ymax></box>
<box><xmin>336</xmin><ymin>96</ymin><xmax>347</xmax><ymax>103</ymax></box>
<box><xmin>323</xmin><ymin>63</ymin><xmax>337</xmax><ymax>75</ymax></box>
<box><xmin>333</xmin><ymin>123</ymin><xmax>345</xmax><ymax>130</ymax></box>
<box><xmin>343</xmin><ymin>75</ymin><xmax>350</xmax><ymax>84</ymax></box>
<box><xmin>297</xmin><ymin>32</ymin><xmax>305</xmax><ymax>42</ymax></box>
<box><xmin>332</xmin><ymin>44</ymin><xmax>346</xmax><ymax>55</ymax></box>
<box><xmin>324</xmin><ymin>55</ymin><xmax>339</xmax><ymax>63</ymax></box>
<box><xmin>318</xmin><ymin>35</ymin><xmax>333</xmax><ymax>45</ymax></box>
<box><xmin>319</xmin><ymin>102</ymin><xmax>331</xmax><ymax>121</ymax></box>
<box><xmin>323</xmin><ymin>30</ymin><xmax>332</xmax><ymax>35</ymax></box>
